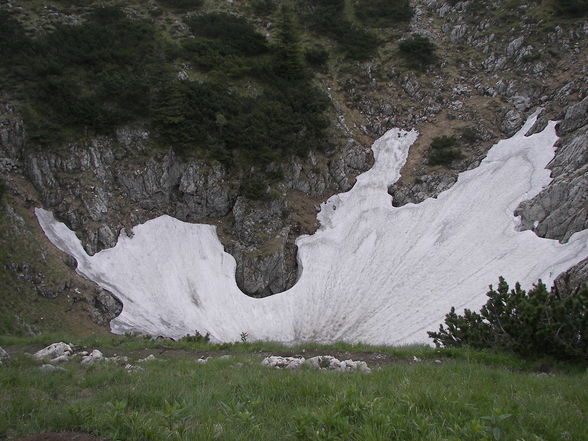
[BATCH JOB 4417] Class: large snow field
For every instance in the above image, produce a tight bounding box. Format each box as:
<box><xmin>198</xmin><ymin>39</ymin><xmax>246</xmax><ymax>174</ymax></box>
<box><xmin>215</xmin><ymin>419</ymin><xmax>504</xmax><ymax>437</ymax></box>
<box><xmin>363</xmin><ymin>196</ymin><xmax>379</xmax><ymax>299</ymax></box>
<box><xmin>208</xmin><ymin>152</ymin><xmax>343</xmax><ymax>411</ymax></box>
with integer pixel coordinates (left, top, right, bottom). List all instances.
<box><xmin>36</xmin><ymin>113</ymin><xmax>588</xmax><ymax>345</ymax></box>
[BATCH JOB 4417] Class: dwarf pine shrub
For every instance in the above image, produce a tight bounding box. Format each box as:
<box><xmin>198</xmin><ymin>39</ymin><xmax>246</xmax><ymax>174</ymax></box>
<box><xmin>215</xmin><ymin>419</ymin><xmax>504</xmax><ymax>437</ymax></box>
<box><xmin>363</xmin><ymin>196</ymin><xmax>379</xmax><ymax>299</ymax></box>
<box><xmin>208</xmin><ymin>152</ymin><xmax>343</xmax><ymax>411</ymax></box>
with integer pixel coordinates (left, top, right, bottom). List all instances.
<box><xmin>398</xmin><ymin>35</ymin><xmax>437</xmax><ymax>70</ymax></box>
<box><xmin>427</xmin><ymin>135</ymin><xmax>463</xmax><ymax>166</ymax></box>
<box><xmin>428</xmin><ymin>277</ymin><xmax>588</xmax><ymax>361</ymax></box>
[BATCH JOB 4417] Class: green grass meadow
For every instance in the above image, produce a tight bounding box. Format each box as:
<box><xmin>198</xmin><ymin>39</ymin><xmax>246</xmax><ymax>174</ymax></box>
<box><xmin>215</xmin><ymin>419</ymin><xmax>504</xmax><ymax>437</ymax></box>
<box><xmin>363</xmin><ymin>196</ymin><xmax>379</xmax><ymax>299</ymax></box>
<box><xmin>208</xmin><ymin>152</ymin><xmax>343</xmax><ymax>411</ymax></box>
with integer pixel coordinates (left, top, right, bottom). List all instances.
<box><xmin>1</xmin><ymin>336</ymin><xmax>587</xmax><ymax>441</ymax></box>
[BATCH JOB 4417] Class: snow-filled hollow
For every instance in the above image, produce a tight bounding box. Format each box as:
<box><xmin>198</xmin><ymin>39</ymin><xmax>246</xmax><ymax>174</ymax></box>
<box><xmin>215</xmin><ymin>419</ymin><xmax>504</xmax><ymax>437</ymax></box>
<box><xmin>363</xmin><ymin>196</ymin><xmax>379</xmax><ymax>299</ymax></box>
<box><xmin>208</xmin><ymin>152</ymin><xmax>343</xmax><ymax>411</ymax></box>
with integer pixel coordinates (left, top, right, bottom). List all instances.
<box><xmin>36</xmin><ymin>113</ymin><xmax>588</xmax><ymax>345</ymax></box>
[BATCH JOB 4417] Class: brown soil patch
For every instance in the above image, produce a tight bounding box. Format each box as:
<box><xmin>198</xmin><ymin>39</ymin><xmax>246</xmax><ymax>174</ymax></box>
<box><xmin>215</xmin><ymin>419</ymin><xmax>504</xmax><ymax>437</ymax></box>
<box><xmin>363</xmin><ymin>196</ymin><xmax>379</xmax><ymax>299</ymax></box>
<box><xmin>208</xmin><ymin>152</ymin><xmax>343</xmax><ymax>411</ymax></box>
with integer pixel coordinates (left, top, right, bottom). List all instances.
<box><xmin>285</xmin><ymin>190</ymin><xmax>322</xmax><ymax>235</ymax></box>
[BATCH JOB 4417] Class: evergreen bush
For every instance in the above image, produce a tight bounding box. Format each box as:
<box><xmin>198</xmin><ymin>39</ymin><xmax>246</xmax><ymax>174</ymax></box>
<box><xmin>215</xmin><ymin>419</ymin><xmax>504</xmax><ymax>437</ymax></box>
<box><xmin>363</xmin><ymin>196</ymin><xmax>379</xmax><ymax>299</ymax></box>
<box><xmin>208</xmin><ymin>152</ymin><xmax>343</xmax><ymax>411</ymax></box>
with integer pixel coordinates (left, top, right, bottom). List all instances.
<box><xmin>398</xmin><ymin>35</ymin><xmax>437</xmax><ymax>70</ymax></box>
<box><xmin>251</xmin><ymin>0</ymin><xmax>277</xmax><ymax>16</ymax></box>
<box><xmin>2</xmin><ymin>5</ymin><xmax>330</xmax><ymax>190</ymax></box>
<box><xmin>430</xmin><ymin>135</ymin><xmax>456</xmax><ymax>150</ymax></box>
<box><xmin>302</xmin><ymin>0</ymin><xmax>380</xmax><ymax>60</ymax></box>
<box><xmin>428</xmin><ymin>277</ymin><xmax>588</xmax><ymax>361</ymax></box>
<box><xmin>305</xmin><ymin>45</ymin><xmax>329</xmax><ymax>68</ymax></box>
<box><xmin>186</xmin><ymin>13</ymin><xmax>268</xmax><ymax>56</ymax></box>
<box><xmin>273</xmin><ymin>7</ymin><xmax>306</xmax><ymax>80</ymax></box>
<box><xmin>552</xmin><ymin>0</ymin><xmax>588</xmax><ymax>17</ymax></box>
<box><xmin>460</xmin><ymin>127</ymin><xmax>479</xmax><ymax>144</ymax></box>
<box><xmin>428</xmin><ymin>149</ymin><xmax>464</xmax><ymax>165</ymax></box>
<box><xmin>427</xmin><ymin>135</ymin><xmax>463</xmax><ymax>166</ymax></box>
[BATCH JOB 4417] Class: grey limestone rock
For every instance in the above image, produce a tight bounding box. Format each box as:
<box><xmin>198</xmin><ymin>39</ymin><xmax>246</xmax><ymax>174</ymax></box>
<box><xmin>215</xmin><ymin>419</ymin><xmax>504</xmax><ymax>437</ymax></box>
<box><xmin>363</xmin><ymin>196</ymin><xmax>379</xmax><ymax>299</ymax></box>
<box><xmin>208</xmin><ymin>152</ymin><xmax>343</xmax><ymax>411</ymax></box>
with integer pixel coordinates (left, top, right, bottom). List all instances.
<box><xmin>34</xmin><ymin>342</ymin><xmax>72</xmax><ymax>360</ymax></box>
<box><xmin>39</xmin><ymin>364</ymin><xmax>66</xmax><ymax>373</ymax></box>
<box><xmin>262</xmin><ymin>355</ymin><xmax>305</xmax><ymax>369</ymax></box>
<box><xmin>558</xmin><ymin>96</ymin><xmax>588</xmax><ymax>134</ymax></box>
<box><xmin>176</xmin><ymin>162</ymin><xmax>234</xmax><ymax>220</ymax></box>
<box><xmin>0</xmin><ymin>347</ymin><xmax>9</xmax><ymax>363</ymax></box>
<box><xmin>515</xmin><ymin>99</ymin><xmax>588</xmax><ymax>245</ymax></box>
<box><xmin>81</xmin><ymin>349</ymin><xmax>104</xmax><ymax>366</ymax></box>
<box><xmin>390</xmin><ymin>172</ymin><xmax>458</xmax><ymax>207</ymax></box>
<box><xmin>51</xmin><ymin>354</ymin><xmax>71</xmax><ymax>363</ymax></box>
<box><xmin>450</xmin><ymin>24</ymin><xmax>467</xmax><ymax>42</ymax></box>
<box><xmin>501</xmin><ymin>109</ymin><xmax>524</xmax><ymax>136</ymax></box>
<box><xmin>515</xmin><ymin>173</ymin><xmax>587</xmax><ymax>242</ymax></box>
<box><xmin>97</xmin><ymin>225</ymin><xmax>117</xmax><ymax>249</ymax></box>
<box><xmin>509</xmin><ymin>95</ymin><xmax>532</xmax><ymax>112</ymax></box>
<box><xmin>328</xmin><ymin>138</ymin><xmax>371</xmax><ymax>192</ymax></box>
<box><xmin>553</xmin><ymin>258</ymin><xmax>588</xmax><ymax>295</ymax></box>
<box><xmin>0</xmin><ymin>103</ymin><xmax>26</xmax><ymax>159</ymax></box>
<box><xmin>288</xmin><ymin>160</ymin><xmax>328</xmax><ymax>197</ymax></box>
<box><xmin>506</xmin><ymin>36</ymin><xmax>525</xmax><ymax>58</ymax></box>
<box><xmin>401</xmin><ymin>74</ymin><xmax>421</xmax><ymax>99</ymax></box>
<box><xmin>262</xmin><ymin>355</ymin><xmax>371</xmax><ymax>372</ymax></box>
<box><xmin>92</xmin><ymin>289</ymin><xmax>123</xmax><ymax>325</ymax></box>
<box><xmin>138</xmin><ymin>354</ymin><xmax>156</xmax><ymax>363</ymax></box>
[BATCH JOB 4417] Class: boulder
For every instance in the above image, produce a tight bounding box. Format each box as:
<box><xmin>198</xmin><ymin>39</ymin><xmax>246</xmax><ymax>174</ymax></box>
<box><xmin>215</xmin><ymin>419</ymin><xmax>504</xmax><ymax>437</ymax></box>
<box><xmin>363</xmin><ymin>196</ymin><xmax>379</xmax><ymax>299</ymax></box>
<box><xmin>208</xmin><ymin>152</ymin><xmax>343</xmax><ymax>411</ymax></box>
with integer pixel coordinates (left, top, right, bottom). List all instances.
<box><xmin>262</xmin><ymin>356</ymin><xmax>305</xmax><ymax>369</ymax></box>
<box><xmin>339</xmin><ymin>359</ymin><xmax>371</xmax><ymax>373</ymax></box>
<box><xmin>81</xmin><ymin>349</ymin><xmax>104</xmax><ymax>366</ymax></box>
<box><xmin>125</xmin><ymin>364</ymin><xmax>144</xmax><ymax>373</ymax></box>
<box><xmin>304</xmin><ymin>355</ymin><xmax>369</xmax><ymax>371</ymax></box>
<box><xmin>138</xmin><ymin>354</ymin><xmax>156</xmax><ymax>363</ymax></box>
<box><xmin>0</xmin><ymin>346</ymin><xmax>9</xmax><ymax>364</ymax></box>
<box><xmin>33</xmin><ymin>342</ymin><xmax>72</xmax><ymax>360</ymax></box>
<box><xmin>261</xmin><ymin>355</ymin><xmax>371</xmax><ymax>373</ymax></box>
<box><xmin>50</xmin><ymin>354</ymin><xmax>70</xmax><ymax>363</ymax></box>
<box><xmin>558</xmin><ymin>96</ymin><xmax>588</xmax><ymax>134</ymax></box>
<box><xmin>39</xmin><ymin>364</ymin><xmax>66</xmax><ymax>373</ymax></box>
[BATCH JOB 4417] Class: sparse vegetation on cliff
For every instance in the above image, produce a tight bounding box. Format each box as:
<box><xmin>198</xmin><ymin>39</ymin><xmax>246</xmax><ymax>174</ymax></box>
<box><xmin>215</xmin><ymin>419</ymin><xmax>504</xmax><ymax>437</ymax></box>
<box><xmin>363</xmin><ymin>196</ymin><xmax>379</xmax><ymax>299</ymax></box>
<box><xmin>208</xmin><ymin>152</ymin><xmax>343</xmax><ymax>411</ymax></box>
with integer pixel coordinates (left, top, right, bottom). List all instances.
<box><xmin>0</xmin><ymin>5</ymin><xmax>329</xmax><ymax>181</ymax></box>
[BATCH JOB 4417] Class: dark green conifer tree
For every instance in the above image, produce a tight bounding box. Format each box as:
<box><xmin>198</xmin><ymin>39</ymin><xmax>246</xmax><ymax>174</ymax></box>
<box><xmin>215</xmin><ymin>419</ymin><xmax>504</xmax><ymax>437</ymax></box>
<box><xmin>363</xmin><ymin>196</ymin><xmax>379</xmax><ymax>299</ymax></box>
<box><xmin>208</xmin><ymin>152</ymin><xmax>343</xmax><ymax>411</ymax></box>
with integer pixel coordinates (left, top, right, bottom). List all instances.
<box><xmin>273</xmin><ymin>6</ymin><xmax>306</xmax><ymax>80</ymax></box>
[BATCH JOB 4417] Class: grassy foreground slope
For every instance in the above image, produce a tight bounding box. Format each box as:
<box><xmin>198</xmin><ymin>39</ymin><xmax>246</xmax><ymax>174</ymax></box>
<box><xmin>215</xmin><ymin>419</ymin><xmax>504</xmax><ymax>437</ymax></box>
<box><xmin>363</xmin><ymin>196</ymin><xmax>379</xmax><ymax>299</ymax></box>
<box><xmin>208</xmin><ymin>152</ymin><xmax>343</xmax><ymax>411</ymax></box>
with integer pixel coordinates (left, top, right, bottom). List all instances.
<box><xmin>1</xmin><ymin>336</ymin><xmax>587</xmax><ymax>441</ymax></box>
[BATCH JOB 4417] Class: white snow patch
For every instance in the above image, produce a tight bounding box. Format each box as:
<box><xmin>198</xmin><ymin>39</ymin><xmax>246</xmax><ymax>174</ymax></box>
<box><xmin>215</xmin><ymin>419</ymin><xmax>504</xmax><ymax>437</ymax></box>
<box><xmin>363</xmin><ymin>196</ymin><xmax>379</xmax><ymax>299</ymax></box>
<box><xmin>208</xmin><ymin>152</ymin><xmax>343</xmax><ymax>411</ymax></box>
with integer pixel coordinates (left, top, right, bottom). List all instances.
<box><xmin>36</xmin><ymin>113</ymin><xmax>588</xmax><ymax>345</ymax></box>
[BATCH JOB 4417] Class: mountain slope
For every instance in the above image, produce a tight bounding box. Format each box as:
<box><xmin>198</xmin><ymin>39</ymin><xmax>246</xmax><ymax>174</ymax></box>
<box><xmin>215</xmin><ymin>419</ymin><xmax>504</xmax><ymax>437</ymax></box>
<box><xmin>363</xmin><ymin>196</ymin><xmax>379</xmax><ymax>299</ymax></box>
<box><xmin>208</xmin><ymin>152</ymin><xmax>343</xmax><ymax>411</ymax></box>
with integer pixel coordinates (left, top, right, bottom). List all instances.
<box><xmin>0</xmin><ymin>0</ymin><xmax>586</xmax><ymax>335</ymax></box>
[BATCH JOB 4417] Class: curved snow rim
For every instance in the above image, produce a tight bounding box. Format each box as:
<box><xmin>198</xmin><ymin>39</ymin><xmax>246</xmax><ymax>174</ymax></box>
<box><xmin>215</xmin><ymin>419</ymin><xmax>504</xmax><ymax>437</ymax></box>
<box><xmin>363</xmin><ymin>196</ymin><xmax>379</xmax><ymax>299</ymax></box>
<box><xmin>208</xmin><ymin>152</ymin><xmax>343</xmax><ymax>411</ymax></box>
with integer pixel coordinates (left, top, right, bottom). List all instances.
<box><xmin>36</xmin><ymin>111</ymin><xmax>588</xmax><ymax>345</ymax></box>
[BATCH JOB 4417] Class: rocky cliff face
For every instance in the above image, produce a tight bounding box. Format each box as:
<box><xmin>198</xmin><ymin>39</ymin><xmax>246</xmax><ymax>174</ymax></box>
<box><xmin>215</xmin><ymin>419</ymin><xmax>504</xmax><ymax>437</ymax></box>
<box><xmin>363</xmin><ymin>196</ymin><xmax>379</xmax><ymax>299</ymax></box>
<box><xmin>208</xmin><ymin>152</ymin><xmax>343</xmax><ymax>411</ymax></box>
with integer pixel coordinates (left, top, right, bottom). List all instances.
<box><xmin>516</xmin><ymin>96</ymin><xmax>588</xmax><ymax>288</ymax></box>
<box><xmin>516</xmin><ymin>97</ymin><xmax>588</xmax><ymax>243</ymax></box>
<box><xmin>0</xmin><ymin>103</ymin><xmax>371</xmax><ymax>298</ymax></box>
<box><xmin>1</xmin><ymin>0</ymin><xmax>587</xmax><ymax>330</ymax></box>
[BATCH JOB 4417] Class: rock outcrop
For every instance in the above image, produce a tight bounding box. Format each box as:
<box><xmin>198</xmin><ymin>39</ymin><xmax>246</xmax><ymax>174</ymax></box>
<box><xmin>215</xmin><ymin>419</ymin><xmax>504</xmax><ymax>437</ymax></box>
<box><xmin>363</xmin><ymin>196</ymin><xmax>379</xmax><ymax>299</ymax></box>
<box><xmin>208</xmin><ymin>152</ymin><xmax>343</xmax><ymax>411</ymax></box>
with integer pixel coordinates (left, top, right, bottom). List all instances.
<box><xmin>515</xmin><ymin>96</ymin><xmax>588</xmax><ymax>245</ymax></box>
<box><xmin>0</xmin><ymin>103</ymin><xmax>371</xmax><ymax>297</ymax></box>
<box><xmin>514</xmin><ymin>96</ymin><xmax>588</xmax><ymax>292</ymax></box>
<box><xmin>33</xmin><ymin>342</ymin><xmax>72</xmax><ymax>360</ymax></box>
<box><xmin>261</xmin><ymin>355</ymin><xmax>371</xmax><ymax>373</ymax></box>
